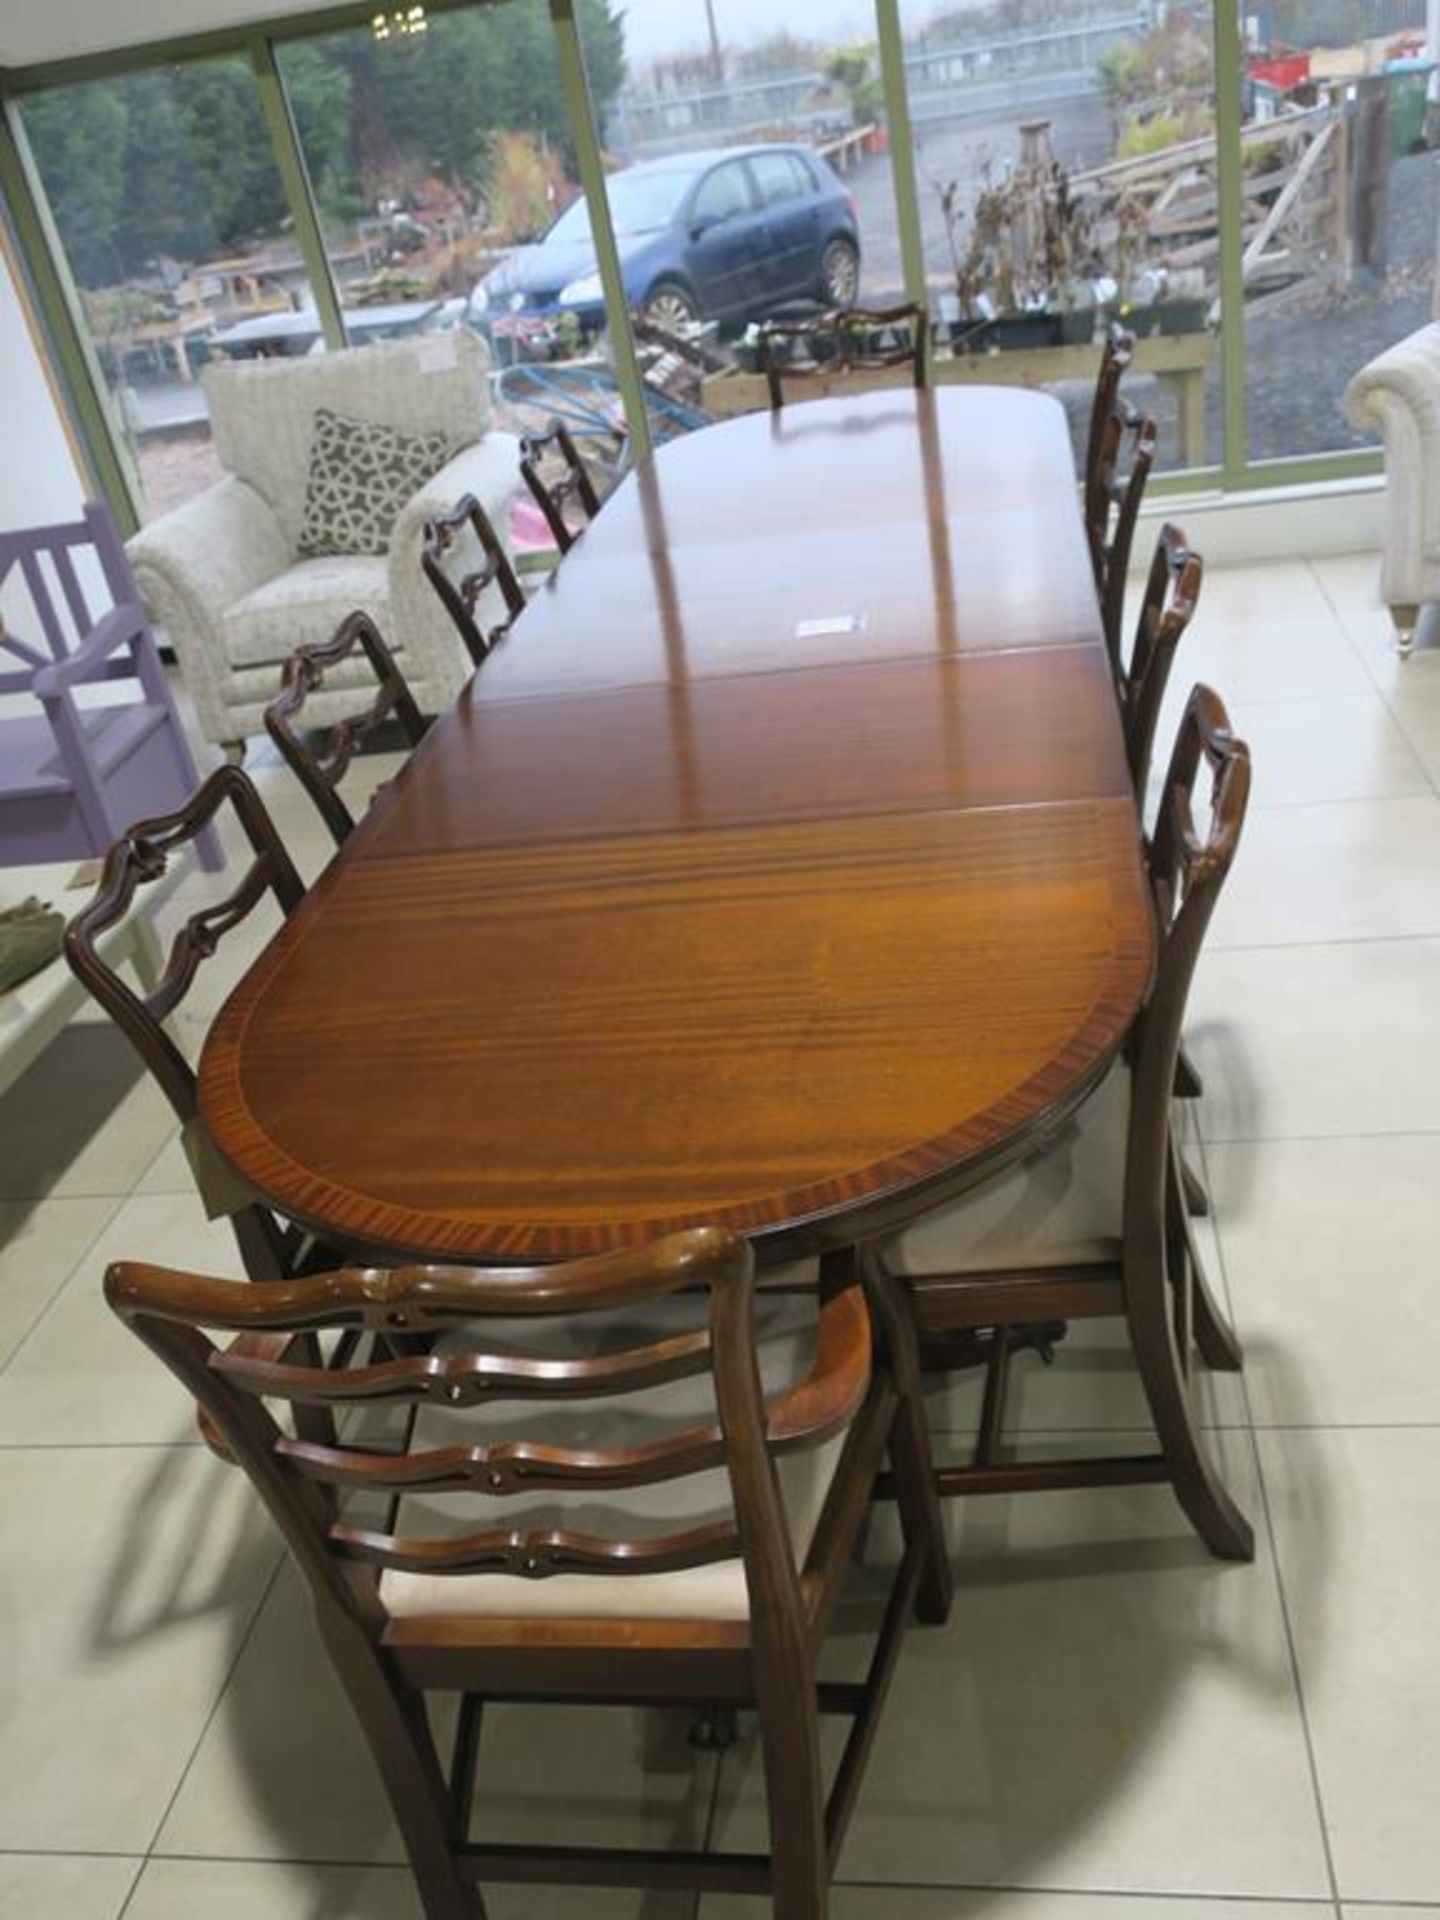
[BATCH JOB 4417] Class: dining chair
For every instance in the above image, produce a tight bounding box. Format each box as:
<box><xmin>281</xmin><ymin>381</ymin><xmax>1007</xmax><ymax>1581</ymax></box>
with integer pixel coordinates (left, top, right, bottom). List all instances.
<box><xmin>64</xmin><ymin>763</ymin><xmax>336</xmax><ymax>1285</ymax></box>
<box><xmin>518</xmin><ymin>419</ymin><xmax>606</xmax><ymax>554</ymax></box>
<box><xmin>1090</xmin><ymin>408</ymin><xmax>1159</xmax><ymax>661</ymax></box>
<box><xmin>1115</xmin><ymin>523</ymin><xmax>1204</xmax><ymax>804</ymax></box>
<box><xmin>870</xmin><ymin>683</ymin><xmax>1254</xmax><ymax>1562</ymax></box>
<box><xmin>105</xmin><ymin>1226</ymin><xmax>952</xmax><ymax>1920</ymax></box>
<box><xmin>758</xmin><ymin>302</ymin><xmax>930</xmax><ymax>411</ymax></box>
<box><xmin>264</xmin><ymin>611</ymin><xmax>429</xmax><ymax>849</ymax></box>
<box><xmin>421</xmin><ymin>494</ymin><xmax>527</xmax><ymax>667</ymax></box>
<box><xmin>1083</xmin><ymin>324</ymin><xmax>1136</xmax><ymax>525</ymax></box>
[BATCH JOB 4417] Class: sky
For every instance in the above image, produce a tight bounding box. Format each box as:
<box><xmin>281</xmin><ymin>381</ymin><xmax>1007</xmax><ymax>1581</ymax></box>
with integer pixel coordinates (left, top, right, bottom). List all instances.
<box><xmin>618</xmin><ymin>1</ymin><xmax>895</xmax><ymax>64</ymax></box>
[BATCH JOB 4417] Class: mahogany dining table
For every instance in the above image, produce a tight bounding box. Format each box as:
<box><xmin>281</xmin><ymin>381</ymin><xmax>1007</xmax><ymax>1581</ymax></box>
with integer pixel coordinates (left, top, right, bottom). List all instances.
<box><xmin>199</xmin><ymin>386</ymin><xmax>1156</xmax><ymax>1267</ymax></box>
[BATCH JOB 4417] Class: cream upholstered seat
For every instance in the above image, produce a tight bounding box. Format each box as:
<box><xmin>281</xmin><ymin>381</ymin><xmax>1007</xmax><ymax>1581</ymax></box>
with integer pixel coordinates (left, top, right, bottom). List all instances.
<box><xmin>128</xmin><ymin>333</ymin><xmax>520</xmax><ymax>749</ymax></box>
<box><xmin>379</xmin><ymin>1290</ymin><xmax>847</xmax><ymax>1623</ymax></box>
<box><xmin>886</xmin><ymin>1062</ymin><xmax>1129</xmax><ymax>1278</ymax></box>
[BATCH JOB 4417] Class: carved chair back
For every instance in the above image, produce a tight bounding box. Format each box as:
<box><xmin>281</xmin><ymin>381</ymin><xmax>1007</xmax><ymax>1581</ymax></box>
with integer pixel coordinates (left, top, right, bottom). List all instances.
<box><xmin>421</xmin><ymin>494</ymin><xmax>526</xmax><ymax>667</ymax></box>
<box><xmin>1089</xmin><ymin>407</ymin><xmax>1158</xmax><ymax>660</ymax></box>
<box><xmin>1126</xmin><ymin>684</ymin><xmax>1250</xmax><ymax>1258</ymax></box>
<box><xmin>64</xmin><ymin>764</ymin><xmax>307</xmax><ymax>1279</ymax></box>
<box><xmin>518</xmin><ymin>420</ymin><xmax>605</xmax><ymax>555</ymax></box>
<box><xmin>1117</xmin><ymin>525</ymin><xmax>1203</xmax><ymax>803</ymax></box>
<box><xmin>758</xmin><ymin>302</ymin><xmax>930</xmax><ymax>410</ymax></box>
<box><xmin>1082</xmin><ymin>324</ymin><xmax>1136</xmax><ymax>534</ymax></box>
<box><xmin>102</xmin><ymin>1227</ymin><xmax>939</xmax><ymax>1910</ymax></box>
<box><xmin>264</xmin><ymin>612</ymin><xmax>428</xmax><ymax>848</ymax></box>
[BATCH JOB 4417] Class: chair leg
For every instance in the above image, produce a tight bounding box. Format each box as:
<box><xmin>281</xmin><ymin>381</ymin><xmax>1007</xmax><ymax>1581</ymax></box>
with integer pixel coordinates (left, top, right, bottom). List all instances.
<box><xmin>755</xmin><ymin>1654</ymin><xmax>828</xmax><ymax>1920</ymax></box>
<box><xmin>857</xmin><ymin>1248</ymin><xmax>953</xmax><ymax>1625</ymax></box>
<box><xmin>319</xmin><ymin>1615</ymin><xmax>481</xmax><ymax>1920</ymax></box>
<box><xmin>1190</xmin><ymin>1242</ymin><xmax>1244</xmax><ymax>1373</ymax></box>
<box><xmin>1173</xmin><ymin>1046</ymin><xmax>1203</xmax><ymax>1099</ymax></box>
<box><xmin>1124</xmin><ymin>1251</ymin><xmax>1253</xmax><ymax>1562</ymax></box>
<box><xmin>1179</xmin><ymin>1152</ymin><xmax>1210</xmax><ymax>1218</ymax></box>
<box><xmin>1391</xmin><ymin>603</ymin><xmax>1420</xmax><ymax>656</ymax></box>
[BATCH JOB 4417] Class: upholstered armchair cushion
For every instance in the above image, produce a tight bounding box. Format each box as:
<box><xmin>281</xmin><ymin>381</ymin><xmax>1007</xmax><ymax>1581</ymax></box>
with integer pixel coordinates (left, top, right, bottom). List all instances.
<box><xmin>128</xmin><ymin>332</ymin><xmax>518</xmax><ymax>745</ymax></box>
<box><xmin>205</xmin><ymin>333</ymin><xmax>496</xmax><ymax>550</ymax></box>
<box><xmin>1345</xmin><ymin>321</ymin><xmax>1440</xmax><ymax>623</ymax></box>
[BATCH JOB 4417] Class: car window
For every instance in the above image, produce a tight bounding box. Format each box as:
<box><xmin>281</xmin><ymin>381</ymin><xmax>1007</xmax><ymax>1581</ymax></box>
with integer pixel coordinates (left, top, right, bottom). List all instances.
<box><xmin>691</xmin><ymin>162</ymin><xmax>753</xmax><ymax>228</ymax></box>
<box><xmin>545</xmin><ymin>172</ymin><xmax>692</xmax><ymax>245</ymax></box>
<box><xmin>748</xmin><ymin>152</ymin><xmax>813</xmax><ymax>208</ymax></box>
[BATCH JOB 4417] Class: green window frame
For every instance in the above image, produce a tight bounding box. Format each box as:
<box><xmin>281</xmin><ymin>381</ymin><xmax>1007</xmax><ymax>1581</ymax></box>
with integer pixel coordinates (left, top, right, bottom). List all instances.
<box><xmin>0</xmin><ymin>0</ymin><xmax>1391</xmax><ymax>533</ymax></box>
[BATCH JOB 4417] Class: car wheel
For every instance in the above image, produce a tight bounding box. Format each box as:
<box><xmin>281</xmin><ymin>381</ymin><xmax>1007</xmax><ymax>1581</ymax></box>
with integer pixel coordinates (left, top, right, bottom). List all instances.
<box><xmin>642</xmin><ymin>280</ymin><xmax>700</xmax><ymax>332</ymax></box>
<box><xmin>819</xmin><ymin>237</ymin><xmax>860</xmax><ymax>308</ymax></box>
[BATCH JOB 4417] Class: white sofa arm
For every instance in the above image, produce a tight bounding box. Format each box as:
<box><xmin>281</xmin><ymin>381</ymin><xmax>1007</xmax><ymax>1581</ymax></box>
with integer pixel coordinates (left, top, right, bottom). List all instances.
<box><xmin>386</xmin><ymin>432</ymin><xmax>522</xmax><ymax>708</ymax></box>
<box><xmin>128</xmin><ymin>477</ymin><xmax>291</xmax><ymax>747</ymax></box>
<box><xmin>1345</xmin><ymin>322</ymin><xmax>1440</xmax><ymax>613</ymax></box>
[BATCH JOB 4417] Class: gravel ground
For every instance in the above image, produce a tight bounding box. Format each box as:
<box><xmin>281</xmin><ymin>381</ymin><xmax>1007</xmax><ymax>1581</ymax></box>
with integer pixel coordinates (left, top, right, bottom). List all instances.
<box><xmin>132</xmin><ymin>126</ymin><xmax>1438</xmax><ymax>513</ymax></box>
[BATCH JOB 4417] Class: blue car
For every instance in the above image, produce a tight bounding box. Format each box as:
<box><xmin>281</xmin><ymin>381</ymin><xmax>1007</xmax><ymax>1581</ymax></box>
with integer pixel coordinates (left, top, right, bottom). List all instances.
<box><xmin>469</xmin><ymin>143</ymin><xmax>861</xmax><ymax>357</ymax></box>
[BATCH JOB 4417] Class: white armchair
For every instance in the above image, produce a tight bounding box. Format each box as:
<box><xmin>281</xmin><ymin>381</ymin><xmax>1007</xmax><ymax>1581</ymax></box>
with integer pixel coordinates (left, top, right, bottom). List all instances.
<box><xmin>128</xmin><ymin>332</ymin><xmax>520</xmax><ymax>747</ymax></box>
<box><xmin>1345</xmin><ymin>321</ymin><xmax>1440</xmax><ymax>653</ymax></box>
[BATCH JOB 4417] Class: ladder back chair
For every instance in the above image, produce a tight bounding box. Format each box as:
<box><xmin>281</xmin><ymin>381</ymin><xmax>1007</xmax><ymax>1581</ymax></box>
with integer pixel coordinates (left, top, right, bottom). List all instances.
<box><xmin>105</xmin><ymin>1227</ymin><xmax>951</xmax><ymax>1920</ymax></box>
<box><xmin>1090</xmin><ymin>408</ymin><xmax>1159</xmax><ymax>661</ymax></box>
<box><xmin>518</xmin><ymin>420</ymin><xmax>606</xmax><ymax>555</ymax></box>
<box><xmin>1116</xmin><ymin>523</ymin><xmax>1204</xmax><ymax>804</ymax></box>
<box><xmin>1083</xmin><ymin>324</ymin><xmax>1136</xmax><ymax>524</ymax></box>
<box><xmin>421</xmin><ymin>495</ymin><xmax>527</xmax><ymax>668</ymax></box>
<box><xmin>265</xmin><ymin>612</ymin><xmax>428</xmax><ymax>849</ymax></box>
<box><xmin>758</xmin><ymin>303</ymin><xmax>930</xmax><ymax>411</ymax></box>
<box><xmin>64</xmin><ymin>764</ymin><xmax>329</xmax><ymax>1285</ymax></box>
<box><xmin>872</xmin><ymin>684</ymin><xmax>1254</xmax><ymax>1562</ymax></box>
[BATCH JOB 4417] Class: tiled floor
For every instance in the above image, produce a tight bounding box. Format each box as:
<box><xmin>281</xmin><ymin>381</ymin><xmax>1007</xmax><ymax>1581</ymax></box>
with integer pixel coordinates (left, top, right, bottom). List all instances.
<box><xmin>2</xmin><ymin>551</ymin><xmax>1439</xmax><ymax>1919</ymax></box>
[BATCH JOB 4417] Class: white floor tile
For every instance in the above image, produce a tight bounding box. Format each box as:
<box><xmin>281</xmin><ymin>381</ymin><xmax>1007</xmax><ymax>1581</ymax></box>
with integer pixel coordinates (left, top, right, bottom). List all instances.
<box><xmin>1208</xmin><ymin>1135</ymin><xmax>1440</xmax><ymax>1426</ymax></box>
<box><xmin>1187</xmin><ymin>939</ymin><xmax>1440</xmax><ymax>1142</ymax></box>
<box><xmin>1223</xmin><ymin>695</ymin><xmax>1429</xmax><ymax>807</ymax></box>
<box><xmin>0</xmin><ymin>1445</ymin><xmax>280</xmax><ymax>1852</ymax></box>
<box><xmin>0</xmin><ymin>1023</ymin><xmax>176</xmax><ymax>1201</ymax></box>
<box><xmin>129</xmin><ymin>1855</ymin><xmax>691</xmax><ymax>1919</ymax></box>
<box><xmin>1259</xmin><ymin>1427</ymin><xmax>1440</xmax><ymax>1903</ymax></box>
<box><xmin>0</xmin><ymin>1854</ymin><xmax>140</xmax><ymax>1920</ymax></box>
<box><xmin>1310</xmin><ymin>549</ymin><xmax>1384</xmax><ymax>613</ymax></box>
<box><xmin>704</xmin><ymin>1893</ymin><xmax>1332</xmax><ymax>1918</ymax></box>
<box><xmin>0</xmin><ymin>1195</ymin><xmax>119</xmax><ymax>1369</ymax></box>
<box><xmin>1208</xmin><ymin>796</ymin><xmax>1440</xmax><ymax>948</ymax></box>
<box><xmin>1179</xmin><ymin>609</ymin><xmax>1374</xmax><ymax>705</ymax></box>
<box><xmin>0</xmin><ymin>1189</ymin><xmax>242</xmax><ymax>1446</ymax></box>
<box><xmin>711</xmin><ymin>1435</ymin><xmax>1327</xmax><ymax>1898</ymax></box>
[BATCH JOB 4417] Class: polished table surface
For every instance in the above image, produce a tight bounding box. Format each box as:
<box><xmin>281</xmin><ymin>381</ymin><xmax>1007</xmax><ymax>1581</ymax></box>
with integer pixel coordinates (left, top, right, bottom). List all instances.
<box><xmin>200</xmin><ymin>388</ymin><xmax>1155</xmax><ymax>1264</ymax></box>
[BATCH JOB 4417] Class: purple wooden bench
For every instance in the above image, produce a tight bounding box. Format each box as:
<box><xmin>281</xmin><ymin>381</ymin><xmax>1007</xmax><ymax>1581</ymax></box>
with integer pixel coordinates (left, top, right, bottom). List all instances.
<box><xmin>0</xmin><ymin>502</ymin><xmax>221</xmax><ymax>870</ymax></box>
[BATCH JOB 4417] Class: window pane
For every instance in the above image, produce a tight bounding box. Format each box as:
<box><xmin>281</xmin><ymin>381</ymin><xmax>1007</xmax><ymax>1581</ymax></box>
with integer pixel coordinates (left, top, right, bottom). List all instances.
<box><xmin>898</xmin><ymin>0</ymin><xmax>1221</xmax><ymax>474</ymax></box>
<box><xmin>19</xmin><ymin>57</ymin><xmax>325</xmax><ymax>519</ymax></box>
<box><xmin>578</xmin><ymin>0</ymin><xmax>905</xmax><ymax>435</ymax></box>
<box><xmin>278</xmin><ymin>0</ymin><xmax>627</xmax><ymax>551</ymax></box>
<box><xmin>1238</xmin><ymin>2</ymin><xmax>1437</xmax><ymax>462</ymax></box>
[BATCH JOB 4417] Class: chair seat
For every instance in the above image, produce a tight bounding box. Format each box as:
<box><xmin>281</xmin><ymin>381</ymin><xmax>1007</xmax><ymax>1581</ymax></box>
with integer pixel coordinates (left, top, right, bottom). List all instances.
<box><xmin>378</xmin><ymin>1290</ymin><xmax>847</xmax><ymax>1625</ymax></box>
<box><xmin>221</xmin><ymin>556</ymin><xmax>392</xmax><ymax>670</ymax></box>
<box><xmin>887</xmin><ymin>1061</ymin><xmax>1130</xmax><ymax>1278</ymax></box>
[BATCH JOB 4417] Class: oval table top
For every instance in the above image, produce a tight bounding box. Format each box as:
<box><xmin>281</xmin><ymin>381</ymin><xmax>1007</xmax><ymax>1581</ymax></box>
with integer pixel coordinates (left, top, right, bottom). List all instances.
<box><xmin>199</xmin><ymin>388</ymin><xmax>1155</xmax><ymax>1265</ymax></box>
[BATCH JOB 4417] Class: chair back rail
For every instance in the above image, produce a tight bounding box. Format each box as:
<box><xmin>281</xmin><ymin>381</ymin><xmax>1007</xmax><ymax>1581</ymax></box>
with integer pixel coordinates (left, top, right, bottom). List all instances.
<box><xmin>265</xmin><ymin>612</ymin><xmax>428</xmax><ymax>847</ymax></box>
<box><xmin>1093</xmin><ymin>410</ymin><xmax>1158</xmax><ymax>659</ymax></box>
<box><xmin>758</xmin><ymin>303</ymin><xmax>929</xmax><ymax>410</ymax></box>
<box><xmin>518</xmin><ymin>420</ymin><xmax>605</xmax><ymax>555</ymax></box>
<box><xmin>421</xmin><ymin>495</ymin><xmax>526</xmax><ymax>668</ymax></box>
<box><xmin>1120</xmin><ymin>524</ymin><xmax>1203</xmax><ymax>800</ymax></box>
<box><xmin>1082</xmin><ymin>324</ymin><xmax>1136</xmax><ymax>545</ymax></box>
<box><xmin>64</xmin><ymin>764</ymin><xmax>305</xmax><ymax>1278</ymax></box>
<box><xmin>105</xmin><ymin>1227</ymin><xmax>870</xmax><ymax>1605</ymax></box>
<box><xmin>1126</xmin><ymin>683</ymin><xmax>1250</xmax><ymax>1253</ymax></box>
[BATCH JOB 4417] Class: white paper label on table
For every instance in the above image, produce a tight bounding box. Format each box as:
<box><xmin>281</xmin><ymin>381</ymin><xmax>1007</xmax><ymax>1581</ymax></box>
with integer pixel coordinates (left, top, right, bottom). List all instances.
<box><xmin>795</xmin><ymin>614</ymin><xmax>867</xmax><ymax>639</ymax></box>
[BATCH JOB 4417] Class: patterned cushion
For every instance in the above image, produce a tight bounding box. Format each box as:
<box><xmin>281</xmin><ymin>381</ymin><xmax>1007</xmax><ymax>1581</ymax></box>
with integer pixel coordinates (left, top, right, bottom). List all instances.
<box><xmin>296</xmin><ymin>408</ymin><xmax>455</xmax><ymax>559</ymax></box>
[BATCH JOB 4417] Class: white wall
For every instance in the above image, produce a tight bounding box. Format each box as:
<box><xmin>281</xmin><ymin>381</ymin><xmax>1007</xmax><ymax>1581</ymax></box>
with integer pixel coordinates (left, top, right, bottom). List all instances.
<box><xmin>0</xmin><ymin>231</ymin><xmax>86</xmax><ymax>532</ymax></box>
